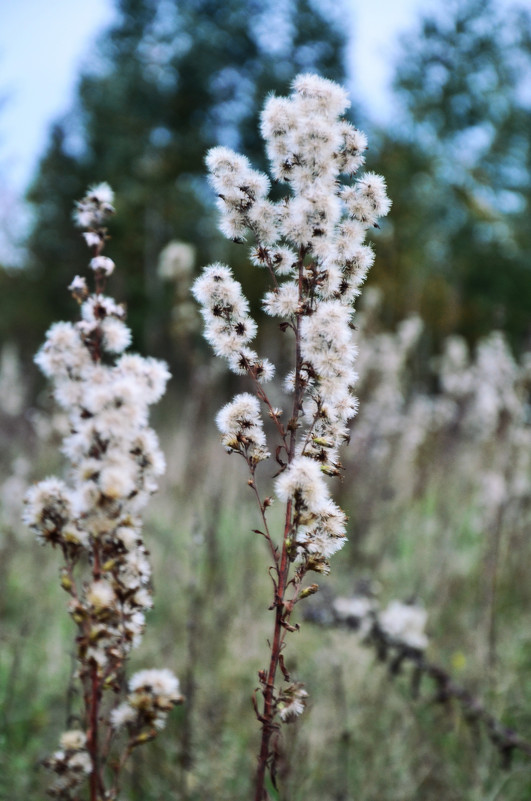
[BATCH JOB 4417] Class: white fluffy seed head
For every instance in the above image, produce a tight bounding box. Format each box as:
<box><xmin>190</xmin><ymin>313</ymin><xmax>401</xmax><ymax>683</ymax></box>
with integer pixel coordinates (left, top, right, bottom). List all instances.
<box><xmin>59</xmin><ymin>730</ymin><xmax>87</xmax><ymax>751</ymax></box>
<box><xmin>292</xmin><ymin>73</ymin><xmax>350</xmax><ymax>118</ymax></box>
<box><xmin>101</xmin><ymin>318</ymin><xmax>132</xmax><ymax>353</ymax></box>
<box><xmin>195</xmin><ymin>74</ymin><xmax>390</xmax><ymax>576</ymax></box>
<box><xmin>216</xmin><ymin>393</ymin><xmax>261</xmax><ymax>436</ymax></box>
<box><xmin>129</xmin><ymin>668</ymin><xmax>181</xmax><ymax>699</ymax></box>
<box><xmin>263</xmin><ymin>282</ymin><xmax>300</xmax><ymax>317</ymax></box>
<box><xmin>86</xmin><ymin>580</ymin><xmax>116</xmax><ymax>611</ymax></box>
<box><xmin>89</xmin><ymin>256</ymin><xmax>115</xmax><ymax>276</ymax></box>
<box><xmin>275</xmin><ymin>456</ymin><xmax>330</xmax><ymax>513</ymax></box>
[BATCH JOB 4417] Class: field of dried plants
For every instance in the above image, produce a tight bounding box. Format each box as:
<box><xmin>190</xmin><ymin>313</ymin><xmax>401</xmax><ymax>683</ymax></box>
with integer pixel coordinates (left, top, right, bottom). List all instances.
<box><xmin>3</xmin><ymin>291</ymin><xmax>531</xmax><ymax>799</ymax></box>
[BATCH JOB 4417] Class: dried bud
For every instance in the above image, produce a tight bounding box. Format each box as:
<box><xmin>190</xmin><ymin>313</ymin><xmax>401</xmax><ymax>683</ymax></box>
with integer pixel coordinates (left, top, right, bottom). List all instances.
<box><xmin>60</xmin><ymin>570</ymin><xmax>73</xmax><ymax>592</ymax></box>
<box><xmin>68</xmin><ymin>275</ymin><xmax>89</xmax><ymax>303</ymax></box>
<box><xmin>89</xmin><ymin>256</ymin><xmax>115</xmax><ymax>276</ymax></box>
<box><xmin>299</xmin><ymin>583</ymin><xmax>319</xmax><ymax>599</ymax></box>
<box><xmin>312</xmin><ymin>437</ymin><xmax>333</xmax><ymax>448</ymax></box>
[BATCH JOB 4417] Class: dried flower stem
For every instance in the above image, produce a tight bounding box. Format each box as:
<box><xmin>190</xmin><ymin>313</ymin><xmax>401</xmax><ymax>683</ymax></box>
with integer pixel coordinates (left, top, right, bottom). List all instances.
<box><xmin>24</xmin><ymin>184</ymin><xmax>181</xmax><ymax>799</ymax></box>
<box><xmin>309</xmin><ymin>593</ymin><xmax>531</xmax><ymax>768</ymax></box>
<box><xmin>254</xmin><ymin>257</ymin><xmax>306</xmax><ymax>797</ymax></box>
<box><xmin>193</xmin><ymin>74</ymin><xmax>390</xmax><ymax>799</ymax></box>
<box><xmin>254</xmin><ymin>499</ymin><xmax>295</xmax><ymax>800</ymax></box>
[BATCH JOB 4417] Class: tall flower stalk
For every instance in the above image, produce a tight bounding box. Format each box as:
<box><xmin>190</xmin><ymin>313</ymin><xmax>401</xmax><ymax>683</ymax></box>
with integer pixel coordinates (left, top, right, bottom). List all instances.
<box><xmin>192</xmin><ymin>74</ymin><xmax>390</xmax><ymax>799</ymax></box>
<box><xmin>24</xmin><ymin>185</ymin><xmax>182</xmax><ymax>800</ymax></box>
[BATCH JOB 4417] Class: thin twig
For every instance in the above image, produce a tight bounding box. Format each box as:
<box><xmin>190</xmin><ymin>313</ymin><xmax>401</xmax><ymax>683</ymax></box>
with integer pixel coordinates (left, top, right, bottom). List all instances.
<box><xmin>307</xmin><ymin>598</ymin><xmax>531</xmax><ymax>767</ymax></box>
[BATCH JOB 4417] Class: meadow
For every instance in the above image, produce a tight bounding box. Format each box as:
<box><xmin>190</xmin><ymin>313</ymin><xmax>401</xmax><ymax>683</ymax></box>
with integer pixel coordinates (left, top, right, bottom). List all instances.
<box><xmin>2</xmin><ymin>306</ymin><xmax>531</xmax><ymax>800</ymax></box>
<box><xmin>2</xmin><ymin>55</ymin><xmax>531</xmax><ymax>800</ymax></box>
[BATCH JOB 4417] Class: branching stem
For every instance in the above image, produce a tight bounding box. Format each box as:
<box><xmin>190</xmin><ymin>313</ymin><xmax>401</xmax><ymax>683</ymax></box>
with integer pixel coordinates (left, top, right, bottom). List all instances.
<box><xmin>254</xmin><ymin>248</ymin><xmax>306</xmax><ymax>800</ymax></box>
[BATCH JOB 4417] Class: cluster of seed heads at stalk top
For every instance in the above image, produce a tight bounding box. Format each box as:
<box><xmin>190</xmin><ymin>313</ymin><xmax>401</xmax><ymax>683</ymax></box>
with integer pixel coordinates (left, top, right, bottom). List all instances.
<box><xmin>23</xmin><ymin>184</ymin><xmax>181</xmax><ymax>792</ymax></box>
<box><xmin>193</xmin><ymin>74</ymin><xmax>391</xmax><ymax>573</ymax></box>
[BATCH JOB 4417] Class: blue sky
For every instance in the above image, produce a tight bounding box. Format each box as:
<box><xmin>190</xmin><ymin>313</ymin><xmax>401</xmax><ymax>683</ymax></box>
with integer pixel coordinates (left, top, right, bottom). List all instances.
<box><xmin>0</xmin><ymin>0</ymin><xmax>116</xmax><ymax>192</ymax></box>
<box><xmin>0</xmin><ymin>0</ymin><xmax>432</xmax><ymax>197</ymax></box>
<box><xmin>8</xmin><ymin>0</ymin><xmax>527</xmax><ymax>264</ymax></box>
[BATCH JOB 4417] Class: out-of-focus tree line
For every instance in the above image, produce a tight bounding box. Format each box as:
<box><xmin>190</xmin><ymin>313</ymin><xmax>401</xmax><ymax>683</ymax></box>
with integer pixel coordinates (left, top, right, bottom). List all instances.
<box><xmin>1</xmin><ymin>0</ymin><xmax>530</xmax><ymax>371</ymax></box>
<box><xmin>375</xmin><ymin>0</ymin><xmax>531</xmax><ymax>354</ymax></box>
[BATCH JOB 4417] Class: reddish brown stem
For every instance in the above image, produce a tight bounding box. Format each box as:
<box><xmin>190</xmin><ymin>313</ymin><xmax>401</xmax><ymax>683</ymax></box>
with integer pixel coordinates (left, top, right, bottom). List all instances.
<box><xmin>254</xmin><ymin>249</ymin><xmax>306</xmax><ymax>800</ymax></box>
<box><xmin>87</xmin><ymin>539</ymin><xmax>103</xmax><ymax>799</ymax></box>
<box><xmin>248</xmin><ymin>473</ymin><xmax>279</xmax><ymax>568</ymax></box>
<box><xmin>253</xmin><ymin>381</ymin><xmax>289</xmax><ymax>451</ymax></box>
<box><xmin>254</xmin><ymin>501</ymin><xmax>292</xmax><ymax>801</ymax></box>
<box><xmin>88</xmin><ymin>662</ymin><xmax>102</xmax><ymax>801</ymax></box>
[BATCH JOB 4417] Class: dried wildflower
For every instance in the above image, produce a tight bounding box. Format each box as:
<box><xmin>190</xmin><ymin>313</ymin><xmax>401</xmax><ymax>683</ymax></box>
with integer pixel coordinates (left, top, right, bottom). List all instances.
<box><xmin>24</xmin><ymin>185</ymin><xmax>178</xmax><ymax>800</ymax></box>
<box><xmin>192</xmin><ymin>74</ymin><xmax>390</xmax><ymax>798</ymax></box>
<box><xmin>278</xmin><ymin>683</ymin><xmax>309</xmax><ymax>722</ymax></box>
<box><xmin>216</xmin><ymin>393</ymin><xmax>270</xmax><ymax>462</ymax></box>
<box><xmin>379</xmin><ymin>600</ymin><xmax>429</xmax><ymax>652</ymax></box>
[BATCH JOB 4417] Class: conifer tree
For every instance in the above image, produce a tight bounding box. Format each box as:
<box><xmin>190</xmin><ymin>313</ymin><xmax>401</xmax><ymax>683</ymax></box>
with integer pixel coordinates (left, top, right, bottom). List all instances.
<box><xmin>20</xmin><ymin>0</ymin><xmax>348</xmax><ymax>361</ymax></box>
<box><xmin>374</xmin><ymin>0</ymin><xmax>531</xmax><ymax>348</ymax></box>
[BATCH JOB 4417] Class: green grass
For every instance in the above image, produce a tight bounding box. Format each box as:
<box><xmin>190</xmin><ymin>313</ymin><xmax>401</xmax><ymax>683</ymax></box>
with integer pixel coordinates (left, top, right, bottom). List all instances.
<box><xmin>3</xmin><ymin>417</ymin><xmax>531</xmax><ymax>801</ymax></box>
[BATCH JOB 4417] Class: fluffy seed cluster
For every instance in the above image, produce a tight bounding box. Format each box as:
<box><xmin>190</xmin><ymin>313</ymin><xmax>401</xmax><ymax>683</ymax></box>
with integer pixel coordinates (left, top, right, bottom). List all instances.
<box><xmin>277</xmin><ymin>682</ymin><xmax>309</xmax><ymax>722</ymax></box>
<box><xmin>216</xmin><ymin>393</ymin><xmax>270</xmax><ymax>464</ymax></box>
<box><xmin>73</xmin><ymin>182</ymin><xmax>115</xmax><ymax>230</ymax></box>
<box><xmin>44</xmin><ymin>731</ymin><xmax>91</xmax><ymax>798</ymax></box>
<box><xmin>379</xmin><ymin>600</ymin><xmax>428</xmax><ymax>651</ymax></box>
<box><xmin>24</xmin><ymin>299</ymin><xmax>170</xmax><ymax>668</ymax></box>
<box><xmin>191</xmin><ymin>262</ymin><xmax>275</xmax><ymax>382</ymax></box>
<box><xmin>333</xmin><ymin>594</ymin><xmax>429</xmax><ymax>653</ymax></box>
<box><xmin>24</xmin><ymin>185</ymin><xmax>179</xmax><ymax>793</ymax></box>
<box><xmin>193</xmin><ymin>74</ymin><xmax>390</xmax><ymax>570</ymax></box>
<box><xmin>275</xmin><ymin>456</ymin><xmax>347</xmax><ymax>571</ymax></box>
<box><xmin>111</xmin><ymin>669</ymin><xmax>183</xmax><ymax>733</ymax></box>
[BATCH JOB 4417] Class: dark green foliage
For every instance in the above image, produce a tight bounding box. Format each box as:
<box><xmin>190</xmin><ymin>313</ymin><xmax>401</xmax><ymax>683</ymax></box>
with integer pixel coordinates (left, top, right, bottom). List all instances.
<box><xmin>373</xmin><ymin>0</ymin><xmax>531</xmax><ymax>350</ymax></box>
<box><xmin>18</xmin><ymin>0</ymin><xmax>347</xmax><ymax>364</ymax></box>
<box><xmin>8</xmin><ymin>0</ymin><xmax>531</xmax><ymax>366</ymax></box>
<box><xmin>15</xmin><ymin>128</ymin><xmax>90</xmax><ymax>357</ymax></box>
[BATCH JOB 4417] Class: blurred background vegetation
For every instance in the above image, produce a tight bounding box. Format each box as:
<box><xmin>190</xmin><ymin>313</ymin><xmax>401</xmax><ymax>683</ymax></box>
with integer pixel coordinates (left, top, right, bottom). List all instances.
<box><xmin>2</xmin><ymin>0</ymin><xmax>531</xmax><ymax>367</ymax></box>
<box><xmin>2</xmin><ymin>0</ymin><xmax>531</xmax><ymax>798</ymax></box>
